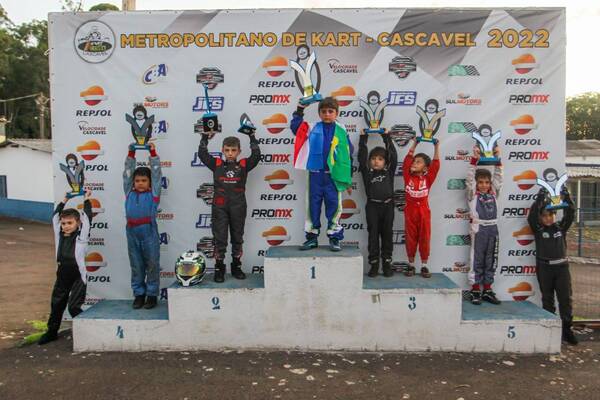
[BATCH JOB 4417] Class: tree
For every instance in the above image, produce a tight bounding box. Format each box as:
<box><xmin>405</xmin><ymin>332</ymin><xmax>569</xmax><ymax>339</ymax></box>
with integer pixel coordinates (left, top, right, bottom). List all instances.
<box><xmin>89</xmin><ymin>3</ymin><xmax>120</xmax><ymax>11</ymax></box>
<box><xmin>566</xmin><ymin>92</ymin><xmax>600</xmax><ymax>140</ymax></box>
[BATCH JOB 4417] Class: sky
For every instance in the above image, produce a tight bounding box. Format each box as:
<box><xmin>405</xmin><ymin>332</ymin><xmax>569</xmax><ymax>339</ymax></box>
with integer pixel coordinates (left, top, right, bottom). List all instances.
<box><xmin>2</xmin><ymin>0</ymin><xmax>599</xmax><ymax>96</ymax></box>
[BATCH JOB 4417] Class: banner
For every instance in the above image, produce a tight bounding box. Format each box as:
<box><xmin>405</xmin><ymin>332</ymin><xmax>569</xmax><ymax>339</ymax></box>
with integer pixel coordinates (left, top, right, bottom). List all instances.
<box><xmin>49</xmin><ymin>8</ymin><xmax>566</xmax><ymax>305</ymax></box>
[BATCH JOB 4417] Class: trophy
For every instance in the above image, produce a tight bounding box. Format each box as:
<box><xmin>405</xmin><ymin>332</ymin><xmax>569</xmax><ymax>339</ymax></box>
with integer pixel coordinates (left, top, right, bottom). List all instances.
<box><xmin>289</xmin><ymin>49</ymin><xmax>323</xmax><ymax>106</ymax></box>
<box><xmin>359</xmin><ymin>91</ymin><xmax>388</xmax><ymax>134</ymax></box>
<box><xmin>200</xmin><ymin>83</ymin><xmax>220</xmax><ymax>137</ymax></box>
<box><xmin>416</xmin><ymin>99</ymin><xmax>445</xmax><ymax>144</ymax></box>
<box><xmin>125</xmin><ymin>104</ymin><xmax>155</xmax><ymax>150</ymax></box>
<box><xmin>536</xmin><ymin>173</ymin><xmax>569</xmax><ymax>210</ymax></box>
<box><xmin>238</xmin><ymin>113</ymin><xmax>256</xmax><ymax>135</ymax></box>
<box><xmin>59</xmin><ymin>153</ymin><xmax>85</xmax><ymax>198</ymax></box>
<box><xmin>472</xmin><ymin>126</ymin><xmax>502</xmax><ymax>165</ymax></box>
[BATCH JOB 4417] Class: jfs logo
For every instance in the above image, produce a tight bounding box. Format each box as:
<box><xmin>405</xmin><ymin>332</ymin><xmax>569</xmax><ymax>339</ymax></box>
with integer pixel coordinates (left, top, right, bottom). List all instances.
<box><xmin>191</xmin><ymin>151</ymin><xmax>222</xmax><ymax>167</ymax></box>
<box><xmin>387</xmin><ymin>91</ymin><xmax>417</xmax><ymax>106</ymax></box>
<box><xmin>143</xmin><ymin>63</ymin><xmax>168</xmax><ymax>84</ymax></box>
<box><xmin>192</xmin><ymin>96</ymin><xmax>224</xmax><ymax>112</ymax></box>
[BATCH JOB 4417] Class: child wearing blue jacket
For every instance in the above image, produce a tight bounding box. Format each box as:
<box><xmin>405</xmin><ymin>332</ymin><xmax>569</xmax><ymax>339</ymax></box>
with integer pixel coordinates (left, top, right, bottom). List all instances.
<box><xmin>123</xmin><ymin>142</ymin><xmax>162</xmax><ymax>309</ymax></box>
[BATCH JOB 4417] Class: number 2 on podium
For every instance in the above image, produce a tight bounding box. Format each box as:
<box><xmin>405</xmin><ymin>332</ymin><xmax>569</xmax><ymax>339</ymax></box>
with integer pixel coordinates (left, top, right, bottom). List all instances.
<box><xmin>310</xmin><ymin>266</ymin><xmax>316</xmax><ymax>279</ymax></box>
<box><xmin>212</xmin><ymin>296</ymin><xmax>220</xmax><ymax>310</ymax></box>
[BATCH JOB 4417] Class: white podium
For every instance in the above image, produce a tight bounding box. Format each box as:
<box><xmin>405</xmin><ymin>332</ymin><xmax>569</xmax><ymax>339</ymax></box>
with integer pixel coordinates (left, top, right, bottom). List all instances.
<box><xmin>73</xmin><ymin>246</ymin><xmax>561</xmax><ymax>353</ymax></box>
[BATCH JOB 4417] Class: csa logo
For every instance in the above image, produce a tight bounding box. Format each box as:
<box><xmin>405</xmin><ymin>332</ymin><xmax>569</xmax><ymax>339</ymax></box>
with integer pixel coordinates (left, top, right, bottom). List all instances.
<box><xmin>85</xmin><ymin>252</ymin><xmax>107</xmax><ymax>272</ymax></box>
<box><xmin>389</xmin><ymin>56</ymin><xmax>417</xmax><ymax>79</ymax></box>
<box><xmin>513</xmin><ymin>226</ymin><xmax>535</xmax><ymax>246</ymax></box>
<box><xmin>80</xmin><ymin>86</ymin><xmax>107</xmax><ymax>106</ymax></box>
<box><xmin>78</xmin><ymin>198</ymin><xmax>105</xmax><ymax>217</ymax></box>
<box><xmin>143</xmin><ymin>63</ymin><xmax>168</xmax><ymax>84</ymax></box>
<box><xmin>262</xmin><ymin>226</ymin><xmax>290</xmax><ymax>246</ymax></box>
<box><xmin>340</xmin><ymin>199</ymin><xmax>361</xmax><ymax>220</ymax></box>
<box><xmin>510</xmin><ymin>115</ymin><xmax>538</xmax><ymax>135</ymax></box>
<box><xmin>262</xmin><ymin>114</ymin><xmax>288</xmax><ymax>134</ymax></box>
<box><xmin>508</xmin><ymin>281</ymin><xmax>534</xmax><ymax>301</ymax></box>
<box><xmin>262</xmin><ymin>56</ymin><xmax>289</xmax><ymax>77</ymax></box>
<box><xmin>512</xmin><ymin>54</ymin><xmax>538</xmax><ymax>74</ymax></box>
<box><xmin>74</xmin><ymin>20</ymin><xmax>115</xmax><ymax>63</ymax></box>
<box><xmin>264</xmin><ymin>170</ymin><xmax>293</xmax><ymax>190</ymax></box>
<box><xmin>513</xmin><ymin>170</ymin><xmax>538</xmax><ymax>190</ymax></box>
<box><xmin>330</xmin><ymin>86</ymin><xmax>356</xmax><ymax>107</ymax></box>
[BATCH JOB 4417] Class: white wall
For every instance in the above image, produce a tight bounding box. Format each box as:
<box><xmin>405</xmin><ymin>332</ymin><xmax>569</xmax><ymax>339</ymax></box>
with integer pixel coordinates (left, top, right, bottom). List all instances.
<box><xmin>0</xmin><ymin>145</ymin><xmax>53</xmax><ymax>203</ymax></box>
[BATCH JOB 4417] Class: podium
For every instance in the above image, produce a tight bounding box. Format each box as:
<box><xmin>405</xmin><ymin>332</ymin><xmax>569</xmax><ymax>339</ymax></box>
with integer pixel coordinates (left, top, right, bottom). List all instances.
<box><xmin>73</xmin><ymin>246</ymin><xmax>561</xmax><ymax>353</ymax></box>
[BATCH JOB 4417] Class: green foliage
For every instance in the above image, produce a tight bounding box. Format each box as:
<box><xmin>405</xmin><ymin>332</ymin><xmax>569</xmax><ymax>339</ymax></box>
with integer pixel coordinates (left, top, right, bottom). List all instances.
<box><xmin>89</xmin><ymin>3</ymin><xmax>120</xmax><ymax>11</ymax></box>
<box><xmin>567</xmin><ymin>92</ymin><xmax>600</xmax><ymax>140</ymax></box>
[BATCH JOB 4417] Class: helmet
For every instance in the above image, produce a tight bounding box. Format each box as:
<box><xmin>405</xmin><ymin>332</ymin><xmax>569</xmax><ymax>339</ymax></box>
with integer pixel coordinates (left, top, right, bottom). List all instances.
<box><xmin>175</xmin><ymin>250</ymin><xmax>206</xmax><ymax>287</ymax></box>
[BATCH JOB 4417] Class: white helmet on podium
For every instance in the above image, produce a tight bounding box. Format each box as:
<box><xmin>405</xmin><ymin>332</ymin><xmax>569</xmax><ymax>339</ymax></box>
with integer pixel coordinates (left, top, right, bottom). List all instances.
<box><xmin>175</xmin><ymin>250</ymin><xmax>206</xmax><ymax>287</ymax></box>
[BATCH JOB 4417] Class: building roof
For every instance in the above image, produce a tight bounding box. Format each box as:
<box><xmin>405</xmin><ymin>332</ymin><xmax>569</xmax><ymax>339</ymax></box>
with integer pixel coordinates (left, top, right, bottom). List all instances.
<box><xmin>0</xmin><ymin>139</ymin><xmax>52</xmax><ymax>153</ymax></box>
<box><xmin>567</xmin><ymin>165</ymin><xmax>600</xmax><ymax>178</ymax></box>
<box><xmin>566</xmin><ymin>139</ymin><xmax>600</xmax><ymax>158</ymax></box>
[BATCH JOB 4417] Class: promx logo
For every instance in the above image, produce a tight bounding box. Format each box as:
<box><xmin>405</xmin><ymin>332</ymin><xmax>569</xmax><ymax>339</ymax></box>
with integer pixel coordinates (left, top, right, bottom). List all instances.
<box><xmin>249</xmin><ymin>94</ymin><xmax>291</xmax><ymax>105</ymax></box>
<box><xmin>508</xmin><ymin>94</ymin><xmax>549</xmax><ymax>105</ymax></box>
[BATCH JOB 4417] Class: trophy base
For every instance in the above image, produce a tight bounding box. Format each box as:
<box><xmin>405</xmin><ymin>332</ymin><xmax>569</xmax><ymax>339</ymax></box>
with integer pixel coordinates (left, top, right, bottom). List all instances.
<box><xmin>417</xmin><ymin>137</ymin><xmax>438</xmax><ymax>144</ymax></box>
<box><xmin>133</xmin><ymin>144</ymin><xmax>151</xmax><ymax>150</ymax></box>
<box><xmin>299</xmin><ymin>93</ymin><xmax>323</xmax><ymax>106</ymax></box>
<box><xmin>545</xmin><ymin>202</ymin><xmax>569</xmax><ymax>210</ymax></box>
<box><xmin>477</xmin><ymin>157</ymin><xmax>501</xmax><ymax>166</ymax></box>
<box><xmin>238</xmin><ymin>123</ymin><xmax>256</xmax><ymax>135</ymax></box>
<box><xmin>365</xmin><ymin>128</ymin><xmax>386</xmax><ymax>134</ymax></box>
<box><xmin>66</xmin><ymin>191</ymin><xmax>85</xmax><ymax>199</ymax></box>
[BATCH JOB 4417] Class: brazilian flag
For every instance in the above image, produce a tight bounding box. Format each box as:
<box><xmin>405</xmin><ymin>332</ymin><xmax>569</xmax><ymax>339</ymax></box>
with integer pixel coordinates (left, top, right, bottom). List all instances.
<box><xmin>327</xmin><ymin>123</ymin><xmax>352</xmax><ymax>192</ymax></box>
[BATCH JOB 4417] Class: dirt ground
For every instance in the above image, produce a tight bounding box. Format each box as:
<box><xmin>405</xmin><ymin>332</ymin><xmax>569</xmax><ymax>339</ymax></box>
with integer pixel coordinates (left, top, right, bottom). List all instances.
<box><xmin>1</xmin><ymin>217</ymin><xmax>600</xmax><ymax>399</ymax></box>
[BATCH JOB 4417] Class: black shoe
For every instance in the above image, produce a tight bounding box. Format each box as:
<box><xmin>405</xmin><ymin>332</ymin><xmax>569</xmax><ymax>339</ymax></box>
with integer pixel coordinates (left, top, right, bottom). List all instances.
<box><xmin>300</xmin><ymin>237</ymin><xmax>318</xmax><ymax>250</ymax></box>
<box><xmin>144</xmin><ymin>296</ymin><xmax>157</xmax><ymax>309</ymax></box>
<box><xmin>420</xmin><ymin>266</ymin><xmax>432</xmax><ymax>278</ymax></box>
<box><xmin>132</xmin><ymin>295</ymin><xmax>145</xmax><ymax>309</ymax></box>
<box><xmin>482</xmin><ymin>289</ymin><xmax>501</xmax><ymax>305</ymax></box>
<box><xmin>329</xmin><ymin>237</ymin><xmax>341</xmax><ymax>252</ymax></box>
<box><xmin>382</xmin><ymin>259</ymin><xmax>394</xmax><ymax>278</ymax></box>
<box><xmin>38</xmin><ymin>330</ymin><xmax>58</xmax><ymax>345</ymax></box>
<box><xmin>470</xmin><ymin>290</ymin><xmax>482</xmax><ymax>305</ymax></box>
<box><xmin>404</xmin><ymin>265</ymin><xmax>416</xmax><ymax>277</ymax></box>
<box><xmin>231</xmin><ymin>258</ymin><xmax>246</xmax><ymax>280</ymax></box>
<box><xmin>367</xmin><ymin>261</ymin><xmax>379</xmax><ymax>277</ymax></box>
<box><xmin>214</xmin><ymin>262</ymin><xmax>225</xmax><ymax>283</ymax></box>
<box><xmin>562</xmin><ymin>324</ymin><xmax>579</xmax><ymax>345</ymax></box>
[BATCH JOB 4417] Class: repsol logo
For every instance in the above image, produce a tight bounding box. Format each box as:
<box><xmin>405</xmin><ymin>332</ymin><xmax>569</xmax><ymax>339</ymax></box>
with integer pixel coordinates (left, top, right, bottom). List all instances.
<box><xmin>507</xmin><ymin>194</ymin><xmax>538</xmax><ymax>201</ymax></box>
<box><xmin>258</xmin><ymin>137</ymin><xmax>294</xmax><ymax>145</ymax></box>
<box><xmin>508</xmin><ymin>94</ymin><xmax>549</xmax><ymax>104</ymax></box>
<box><xmin>338</xmin><ymin>110</ymin><xmax>364</xmax><ymax>118</ymax></box>
<box><xmin>249</xmin><ymin>94</ymin><xmax>291</xmax><ymax>105</ymax></box>
<box><xmin>500</xmin><ymin>265</ymin><xmax>537</xmax><ymax>275</ymax></box>
<box><xmin>259</xmin><ymin>193</ymin><xmax>298</xmax><ymax>201</ymax></box>
<box><xmin>507</xmin><ymin>249</ymin><xmax>536</xmax><ymax>257</ymax></box>
<box><xmin>341</xmin><ymin>223</ymin><xmax>363</xmax><ymax>230</ymax></box>
<box><xmin>505</xmin><ymin>78</ymin><xmax>543</xmax><ymax>85</ymax></box>
<box><xmin>502</xmin><ymin>207</ymin><xmax>530</xmax><ymax>217</ymax></box>
<box><xmin>505</xmin><ymin>138</ymin><xmax>541</xmax><ymax>146</ymax></box>
<box><xmin>87</xmin><ymin>275</ymin><xmax>111</xmax><ymax>283</ymax></box>
<box><xmin>259</xmin><ymin>154</ymin><xmax>290</xmax><ymax>164</ymax></box>
<box><xmin>75</xmin><ymin>109</ymin><xmax>112</xmax><ymax>117</ymax></box>
<box><xmin>85</xmin><ymin>164</ymin><xmax>109</xmax><ymax>172</ymax></box>
<box><xmin>250</xmin><ymin>209</ymin><xmax>293</xmax><ymax>219</ymax></box>
<box><xmin>91</xmin><ymin>222</ymin><xmax>109</xmax><ymax>229</ymax></box>
<box><xmin>251</xmin><ymin>266</ymin><xmax>264</xmax><ymax>273</ymax></box>
<box><xmin>257</xmin><ymin>81</ymin><xmax>295</xmax><ymax>88</ymax></box>
<box><xmin>508</xmin><ymin>151</ymin><xmax>549</xmax><ymax>161</ymax></box>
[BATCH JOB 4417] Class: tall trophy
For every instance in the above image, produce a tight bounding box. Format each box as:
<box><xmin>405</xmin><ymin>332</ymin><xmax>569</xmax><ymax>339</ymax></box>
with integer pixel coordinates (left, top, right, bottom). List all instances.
<box><xmin>416</xmin><ymin>99</ymin><xmax>445</xmax><ymax>144</ymax></box>
<box><xmin>289</xmin><ymin>47</ymin><xmax>322</xmax><ymax>106</ymax></box>
<box><xmin>200</xmin><ymin>83</ymin><xmax>220</xmax><ymax>137</ymax></box>
<box><xmin>360</xmin><ymin>90</ymin><xmax>388</xmax><ymax>134</ymax></box>
<box><xmin>125</xmin><ymin>104</ymin><xmax>155</xmax><ymax>150</ymax></box>
<box><xmin>536</xmin><ymin>173</ymin><xmax>569</xmax><ymax>210</ymax></box>
<box><xmin>238</xmin><ymin>113</ymin><xmax>256</xmax><ymax>135</ymax></box>
<box><xmin>472</xmin><ymin>124</ymin><xmax>502</xmax><ymax>165</ymax></box>
<box><xmin>59</xmin><ymin>153</ymin><xmax>85</xmax><ymax>198</ymax></box>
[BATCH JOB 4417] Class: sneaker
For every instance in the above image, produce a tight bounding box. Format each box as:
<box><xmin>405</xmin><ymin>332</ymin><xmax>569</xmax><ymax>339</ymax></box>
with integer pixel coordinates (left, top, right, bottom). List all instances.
<box><xmin>562</xmin><ymin>327</ymin><xmax>579</xmax><ymax>345</ymax></box>
<box><xmin>367</xmin><ymin>261</ymin><xmax>379</xmax><ymax>277</ymax></box>
<box><xmin>420</xmin><ymin>266</ymin><xmax>432</xmax><ymax>278</ymax></box>
<box><xmin>382</xmin><ymin>259</ymin><xmax>394</xmax><ymax>278</ymax></box>
<box><xmin>300</xmin><ymin>237</ymin><xmax>318</xmax><ymax>251</ymax></box>
<box><xmin>38</xmin><ymin>330</ymin><xmax>58</xmax><ymax>345</ymax></box>
<box><xmin>470</xmin><ymin>290</ymin><xmax>482</xmax><ymax>305</ymax></box>
<box><xmin>231</xmin><ymin>259</ymin><xmax>246</xmax><ymax>280</ymax></box>
<box><xmin>482</xmin><ymin>289</ymin><xmax>501</xmax><ymax>305</ymax></box>
<box><xmin>329</xmin><ymin>237</ymin><xmax>341</xmax><ymax>252</ymax></box>
<box><xmin>214</xmin><ymin>262</ymin><xmax>225</xmax><ymax>283</ymax></box>
<box><xmin>404</xmin><ymin>265</ymin><xmax>416</xmax><ymax>277</ymax></box>
<box><xmin>144</xmin><ymin>296</ymin><xmax>157</xmax><ymax>309</ymax></box>
<box><xmin>132</xmin><ymin>295</ymin><xmax>145</xmax><ymax>309</ymax></box>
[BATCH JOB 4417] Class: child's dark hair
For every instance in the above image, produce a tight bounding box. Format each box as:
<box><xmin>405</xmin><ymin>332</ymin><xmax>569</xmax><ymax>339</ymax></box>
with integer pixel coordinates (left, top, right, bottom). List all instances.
<box><xmin>60</xmin><ymin>208</ymin><xmax>81</xmax><ymax>221</ymax></box>
<box><xmin>369</xmin><ymin>146</ymin><xmax>387</xmax><ymax>161</ymax></box>
<box><xmin>475</xmin><ymin>168</ymin><xmax>492</xmax><ymax>181</ymax></box>
<box><xmin>222</xmin><ymin>136</ymin><xmax>241</xmax><ymax>149</ymax></box>
<box><xmin>133</xmin><ymin>167</ymin><xmax>152</xmax><ymax>185</ymax></box>
<box><xmin>414</xmin><ymin>153</ymin><xmax>431</xmax><ymax>167</ymax></box>
<box><xmin>318</xmin><ymin>97</ymin><xmax>339</xmax><ymax>113</ymax></box>
<box><xmin>65</xmin><ymin>153</ymin><xmax>78</xmax><ymax>163</ymax></box>
<box><xmin>133</xmin><ymin>105</ymin><xmax>147</xmax><ymax>118</ymax></box>
<box><xmin>540</xmin><ymin>208</ymin><xmax>557</xmax><ymax>216</ymax></box>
